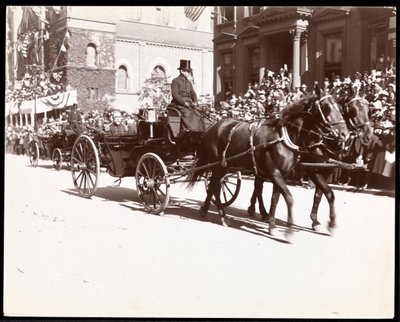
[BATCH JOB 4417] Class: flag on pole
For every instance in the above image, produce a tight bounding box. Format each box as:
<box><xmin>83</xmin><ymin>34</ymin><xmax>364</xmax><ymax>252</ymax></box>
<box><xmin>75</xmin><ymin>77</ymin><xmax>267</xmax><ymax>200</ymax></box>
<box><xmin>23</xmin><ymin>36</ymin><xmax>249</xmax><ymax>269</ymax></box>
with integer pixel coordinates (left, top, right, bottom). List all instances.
<box><xmin>184</xmin><ymin>6</ymin><xmax>206</xmax><ymax>22</ymax></box>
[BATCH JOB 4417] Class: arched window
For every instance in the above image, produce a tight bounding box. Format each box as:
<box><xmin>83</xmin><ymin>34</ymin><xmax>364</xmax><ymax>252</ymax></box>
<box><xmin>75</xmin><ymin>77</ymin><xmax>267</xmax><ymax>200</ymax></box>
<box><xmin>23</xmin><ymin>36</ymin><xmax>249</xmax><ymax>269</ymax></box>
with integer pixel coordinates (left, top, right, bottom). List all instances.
<box><xmin>152</xmin><ymin>65</ymin><xmax>166</xmax><ymax>78</ymax></box>
<box><xmin>117</xmin><ymin>65</ymin><xmax>128</xmax><ymax>90</ymax></box>
<box><xmin>86</xmin><ymin>43</ymin><xmax>98</xmax><ymax>67</ymax></box>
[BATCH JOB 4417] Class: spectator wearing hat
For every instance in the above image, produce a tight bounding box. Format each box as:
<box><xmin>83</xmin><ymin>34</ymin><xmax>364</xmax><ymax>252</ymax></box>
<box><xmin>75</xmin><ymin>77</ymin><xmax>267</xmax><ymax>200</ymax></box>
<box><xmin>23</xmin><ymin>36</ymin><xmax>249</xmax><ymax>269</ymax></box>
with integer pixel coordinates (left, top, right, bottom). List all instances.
<box><xmin>169</xmin><ymin>59</ymin><xmax>204</xmax><ymax>132</ymax></box>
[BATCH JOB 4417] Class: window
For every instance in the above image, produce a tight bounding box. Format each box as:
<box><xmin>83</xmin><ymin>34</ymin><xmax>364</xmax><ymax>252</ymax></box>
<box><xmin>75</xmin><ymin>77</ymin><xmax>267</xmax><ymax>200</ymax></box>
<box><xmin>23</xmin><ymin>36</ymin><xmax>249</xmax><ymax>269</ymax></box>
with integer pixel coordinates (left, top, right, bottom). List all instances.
<box><xmin>248</xmin><ymin>47</ymin><xmax>260</xmax><ymax>84</ymax></box>
<box><xmin>222</xmin><ymin>52</ymin><xmax>233</xmax><ymax>99</ymax></box>
<box><xmin>156</xmin><ymin>7</ymin><xmax>170</xmax><ymax>25</ymax></box>
<box><xmin>220</xmin><ymin>6</ymin><xmax>234</xmax><ymax>23</ymax></box>
<box><xmin>222</xmin><ymin>52</ymin><xmax>233</xmax><ymax>77</ymax></box>
<box><xmin>324</xmin><ymin>33</ymin><xmax>342</xmax><ymax>80</ymax></box>
<box><xmin>87</xmin><ymin>87</ymin><xmax>99</xmax><ymax>100</ymax></box>
<box><xmin>152</xmin><ymin>65</ymin><xmax>166</xmax><ymax>78</ymax></box>
<box><xmin>86</xmin><ymin>43</ymin><xmax>98</xmax><ymax>67</ymax></box>
<box><xmin>117</xmin><ymin>66</ymin><xmax>128</xmax><ymax>90</ymax></box>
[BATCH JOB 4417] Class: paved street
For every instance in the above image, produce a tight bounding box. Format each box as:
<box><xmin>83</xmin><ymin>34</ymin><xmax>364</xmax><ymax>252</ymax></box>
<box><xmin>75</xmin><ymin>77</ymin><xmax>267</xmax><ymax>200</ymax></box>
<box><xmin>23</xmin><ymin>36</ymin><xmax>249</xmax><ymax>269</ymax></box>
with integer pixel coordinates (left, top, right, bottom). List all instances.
<box><xmin>4</xmin><ymin>153</ymin><xmax>395</xmax><ymax>318</ymax></box>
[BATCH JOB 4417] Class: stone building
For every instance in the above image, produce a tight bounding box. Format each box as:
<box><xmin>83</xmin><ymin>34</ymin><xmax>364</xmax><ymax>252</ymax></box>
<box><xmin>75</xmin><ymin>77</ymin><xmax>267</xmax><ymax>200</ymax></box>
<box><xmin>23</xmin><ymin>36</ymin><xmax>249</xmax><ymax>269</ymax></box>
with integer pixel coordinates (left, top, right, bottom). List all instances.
<box><xmin>213</xmin><ymin>6</ymin><xmax>396</xmax><ymax>103</ymax></box>
<box><xmin>8</xmin><ymin>6</ymin><xmax>214</xmax><ymax>114</ymax></box>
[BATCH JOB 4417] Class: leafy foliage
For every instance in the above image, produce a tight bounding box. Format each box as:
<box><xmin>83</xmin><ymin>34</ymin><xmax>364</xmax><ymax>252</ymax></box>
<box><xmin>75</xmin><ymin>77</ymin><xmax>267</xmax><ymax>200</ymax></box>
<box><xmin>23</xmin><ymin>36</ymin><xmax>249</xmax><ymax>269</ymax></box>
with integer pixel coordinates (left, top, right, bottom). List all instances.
<box><xmin>138</xmin><ymin>73</ymin><xmax>171</xmax><ymax>110</ymax></box>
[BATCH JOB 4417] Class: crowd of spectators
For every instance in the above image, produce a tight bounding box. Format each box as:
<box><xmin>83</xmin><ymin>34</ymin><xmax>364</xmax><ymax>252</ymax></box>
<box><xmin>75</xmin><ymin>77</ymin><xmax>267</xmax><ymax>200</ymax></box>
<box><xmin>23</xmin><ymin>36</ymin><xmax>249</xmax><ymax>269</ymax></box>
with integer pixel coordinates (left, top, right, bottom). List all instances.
<box><xmin>6</xmin><ymin>70</ymin><xmax>66</xmax><ymax>103</ymax></box>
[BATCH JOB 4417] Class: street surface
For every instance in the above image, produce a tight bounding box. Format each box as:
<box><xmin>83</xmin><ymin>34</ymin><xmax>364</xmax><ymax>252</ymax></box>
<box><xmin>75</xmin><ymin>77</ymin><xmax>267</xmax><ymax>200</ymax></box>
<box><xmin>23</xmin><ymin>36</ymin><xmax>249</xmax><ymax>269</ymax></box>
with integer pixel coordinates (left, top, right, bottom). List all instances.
<box><xmin>4</xmin><ymin>153</ymin><xmax>395</xmax><ymax>318</ymax></box>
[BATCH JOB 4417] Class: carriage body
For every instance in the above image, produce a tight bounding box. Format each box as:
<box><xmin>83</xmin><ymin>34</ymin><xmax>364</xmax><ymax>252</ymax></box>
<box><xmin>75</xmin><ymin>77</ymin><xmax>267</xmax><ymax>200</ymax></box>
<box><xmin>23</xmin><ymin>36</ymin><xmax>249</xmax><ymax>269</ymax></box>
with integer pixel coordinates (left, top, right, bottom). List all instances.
<box><xmin>70</xmin><ymin>107</ymin><xmax>241</xmax><ymax>213</ymax></box>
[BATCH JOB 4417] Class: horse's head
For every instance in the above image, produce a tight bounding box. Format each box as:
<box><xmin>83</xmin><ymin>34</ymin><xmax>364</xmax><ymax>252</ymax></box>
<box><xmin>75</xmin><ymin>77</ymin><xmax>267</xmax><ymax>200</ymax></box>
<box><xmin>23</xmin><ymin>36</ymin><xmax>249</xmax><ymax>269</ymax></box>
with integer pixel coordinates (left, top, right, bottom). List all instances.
<box><xmin>310</xmin><ymin>84</ymin><xmax>349</xmax><ymax>144</ymax></box>
<box><xmin>339</xmin><ymin>84</ymin><xmax>373</xmax><ymax>145</ymax></box>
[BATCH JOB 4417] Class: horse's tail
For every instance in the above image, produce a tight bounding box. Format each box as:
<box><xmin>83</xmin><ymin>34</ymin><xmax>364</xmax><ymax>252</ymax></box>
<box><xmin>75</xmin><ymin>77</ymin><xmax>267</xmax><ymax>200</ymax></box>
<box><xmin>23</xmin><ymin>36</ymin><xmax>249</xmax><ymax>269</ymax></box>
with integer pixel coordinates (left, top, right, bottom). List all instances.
<box><xmin>186</xmin><ymin>138</ymin><xmax>207</xmax><ymax>190</ymax></box>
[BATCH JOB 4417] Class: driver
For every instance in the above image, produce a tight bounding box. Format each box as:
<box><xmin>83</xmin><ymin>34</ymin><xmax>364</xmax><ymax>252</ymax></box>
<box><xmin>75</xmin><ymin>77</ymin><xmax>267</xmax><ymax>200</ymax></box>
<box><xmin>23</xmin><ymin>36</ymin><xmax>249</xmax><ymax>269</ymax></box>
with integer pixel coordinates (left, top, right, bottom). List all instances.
<box><xmin>169</xmin><ymin>59</ymin><xmax>204</xmax><ymax>132</ymax></box>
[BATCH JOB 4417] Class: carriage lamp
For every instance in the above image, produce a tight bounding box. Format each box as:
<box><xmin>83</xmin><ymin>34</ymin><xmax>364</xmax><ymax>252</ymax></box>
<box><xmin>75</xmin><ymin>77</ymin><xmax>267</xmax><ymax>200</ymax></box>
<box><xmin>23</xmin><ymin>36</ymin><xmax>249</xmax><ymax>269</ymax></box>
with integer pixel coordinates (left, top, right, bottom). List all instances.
<box><xmin>145</xmin><ymin>106</ymin><xmax>157</xmax><ymax>138</ymax></box>
<box><xmin>146</xmin><ymin>106</ymin><xmax>157</xmax><ymax>123</ymax></box>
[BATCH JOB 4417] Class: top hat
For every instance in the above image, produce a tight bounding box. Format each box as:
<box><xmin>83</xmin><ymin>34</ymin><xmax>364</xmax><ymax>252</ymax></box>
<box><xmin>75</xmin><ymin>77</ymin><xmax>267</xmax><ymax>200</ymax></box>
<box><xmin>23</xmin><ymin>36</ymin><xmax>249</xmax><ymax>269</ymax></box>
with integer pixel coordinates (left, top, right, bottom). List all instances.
<box><xmin>178</xmin><ymin>60</ymin><xmax>192</xmax><ymax>71</ymax></box>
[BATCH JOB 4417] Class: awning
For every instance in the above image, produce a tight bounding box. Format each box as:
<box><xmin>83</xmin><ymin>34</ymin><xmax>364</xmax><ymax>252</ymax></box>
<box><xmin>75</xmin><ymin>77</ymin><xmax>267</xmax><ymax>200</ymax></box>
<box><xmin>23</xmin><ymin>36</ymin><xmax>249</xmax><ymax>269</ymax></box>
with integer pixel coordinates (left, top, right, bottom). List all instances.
<box><xmin>16</xmin><ymin>90</ymin><xmax>78</xmax><ymax>114</ymax></box>
<box><xmin>39</xmin><ymin>90</ymin><xmax>77</xmax><ymax>110</ymax></box>
<box><xmin>5</xmin><ymin>101</ymin><xmax>20</xmax><ymax>117</ymax></box>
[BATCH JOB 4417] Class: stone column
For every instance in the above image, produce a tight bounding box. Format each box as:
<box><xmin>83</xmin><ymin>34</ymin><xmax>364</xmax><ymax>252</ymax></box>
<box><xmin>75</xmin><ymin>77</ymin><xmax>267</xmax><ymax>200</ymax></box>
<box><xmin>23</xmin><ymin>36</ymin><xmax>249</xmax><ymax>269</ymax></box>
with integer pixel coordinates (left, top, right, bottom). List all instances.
<box><xmin>290</xmin><ymin>27</ymin><xmax>302</xmax><ymax>90</ymax></box>
<box><xmin>31</xmin><ymin>112</ymin><xmax>35</xmax><ymax>127</ymax></box>
<box><xmin>259</xmin><ymin>36</ymin><xmax>266</xmax><ymax>84</ymax></box>
<box><xmin>300</xmin><ymin>31</ymin><xmax>308</xmax><ymax>75</ymax></box>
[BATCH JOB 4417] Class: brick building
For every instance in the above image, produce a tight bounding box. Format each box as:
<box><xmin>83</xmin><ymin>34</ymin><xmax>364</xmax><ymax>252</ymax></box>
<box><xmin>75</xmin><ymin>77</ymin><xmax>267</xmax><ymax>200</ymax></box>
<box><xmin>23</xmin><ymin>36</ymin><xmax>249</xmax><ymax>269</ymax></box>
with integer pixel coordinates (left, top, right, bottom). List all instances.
<box><xmin>8</xmin><ymin>6</ymin><xmax>214</xmax><ymax>114</ymax></box>
<box><xmin>213</xmin><ymin>6</ymin><xmax>396</xmax><ymax>103</ymax></box>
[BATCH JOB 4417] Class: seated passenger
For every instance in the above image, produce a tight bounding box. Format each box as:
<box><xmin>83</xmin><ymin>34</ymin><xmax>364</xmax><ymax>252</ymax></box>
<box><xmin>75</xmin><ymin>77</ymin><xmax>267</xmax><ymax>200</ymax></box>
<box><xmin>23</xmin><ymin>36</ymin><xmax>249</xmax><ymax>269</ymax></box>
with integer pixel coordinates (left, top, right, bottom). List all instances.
<box><xmin>106</xmin><ymin>110</ymin><xmax>129</xmax><ymax>135</ymax></box>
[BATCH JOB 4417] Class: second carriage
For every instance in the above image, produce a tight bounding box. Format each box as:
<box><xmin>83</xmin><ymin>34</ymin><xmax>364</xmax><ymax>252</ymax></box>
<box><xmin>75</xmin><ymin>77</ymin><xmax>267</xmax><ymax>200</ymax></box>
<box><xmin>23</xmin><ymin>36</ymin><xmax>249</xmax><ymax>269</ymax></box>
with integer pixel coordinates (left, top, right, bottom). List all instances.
<box><xmin>29</xmin><ymin>127</ymin><xmax>78</xmax><ymax>171</ymax></box>
<box><xmin>70</xmin><ymin>106</ymin><xmax>242</xmax><ymax>213</ymax></box>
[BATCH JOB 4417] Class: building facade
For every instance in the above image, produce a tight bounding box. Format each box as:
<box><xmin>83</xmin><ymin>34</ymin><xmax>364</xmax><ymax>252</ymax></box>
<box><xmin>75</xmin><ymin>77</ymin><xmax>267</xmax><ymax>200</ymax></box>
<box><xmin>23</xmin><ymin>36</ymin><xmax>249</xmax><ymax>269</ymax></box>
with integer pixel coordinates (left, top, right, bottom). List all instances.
<box><xmin>213</xmin><ymin>6</ymin><xmax>396</xmax><ymax>103</ymax></box>
<box><xmin>7</xmin><ymin>6</ymin><xmax>214</xmax><ymax>114</ymax></box>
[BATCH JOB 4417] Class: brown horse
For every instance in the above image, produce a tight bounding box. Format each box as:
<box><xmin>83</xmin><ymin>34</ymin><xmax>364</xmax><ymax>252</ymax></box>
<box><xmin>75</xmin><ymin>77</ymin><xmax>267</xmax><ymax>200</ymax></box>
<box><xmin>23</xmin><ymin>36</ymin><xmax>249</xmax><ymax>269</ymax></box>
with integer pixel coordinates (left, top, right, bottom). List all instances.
<box><xmin>187</xmin><ymin>91</ymin><xmax>349</xmax><ymax>236</ymax></box>
<box><xmin>248</xmin><ymin>84</ymin><xmax>372</xmax><ymax>233</ymax></box>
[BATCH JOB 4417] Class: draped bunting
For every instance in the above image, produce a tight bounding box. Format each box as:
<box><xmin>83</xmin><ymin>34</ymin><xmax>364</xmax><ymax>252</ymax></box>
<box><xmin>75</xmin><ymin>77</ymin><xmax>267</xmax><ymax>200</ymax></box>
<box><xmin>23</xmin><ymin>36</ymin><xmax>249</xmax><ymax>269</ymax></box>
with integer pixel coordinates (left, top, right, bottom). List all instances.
<box><xmin>7</xmin><ymin>90</ymin><xmax>77</xmax><ymax>115</ymax></box>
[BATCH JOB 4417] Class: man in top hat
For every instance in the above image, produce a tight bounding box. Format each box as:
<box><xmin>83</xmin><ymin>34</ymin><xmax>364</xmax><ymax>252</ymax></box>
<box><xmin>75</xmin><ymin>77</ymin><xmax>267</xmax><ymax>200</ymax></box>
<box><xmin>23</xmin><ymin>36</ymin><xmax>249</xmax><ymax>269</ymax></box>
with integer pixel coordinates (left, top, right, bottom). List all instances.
<box><xmin>169</xmin><ymin>59</ymin><xmax>204</xmax><ymax>132</ymax></box>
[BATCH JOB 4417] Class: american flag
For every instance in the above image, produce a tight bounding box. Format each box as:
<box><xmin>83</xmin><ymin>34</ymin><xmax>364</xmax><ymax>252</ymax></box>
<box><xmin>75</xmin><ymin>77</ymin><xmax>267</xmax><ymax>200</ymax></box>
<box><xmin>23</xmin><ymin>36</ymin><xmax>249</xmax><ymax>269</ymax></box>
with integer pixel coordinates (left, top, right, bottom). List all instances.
<box><xmin>184</xmin><ymin>6</ymin><xmax>206</xmax><ymax>22</ymax></box>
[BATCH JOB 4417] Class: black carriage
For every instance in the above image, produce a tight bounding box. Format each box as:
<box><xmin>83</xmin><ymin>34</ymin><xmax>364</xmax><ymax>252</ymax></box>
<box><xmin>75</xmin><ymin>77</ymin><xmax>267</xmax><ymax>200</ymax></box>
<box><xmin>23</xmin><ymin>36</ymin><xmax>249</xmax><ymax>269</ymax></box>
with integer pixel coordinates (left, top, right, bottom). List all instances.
<box><xmin>70</xmin><ymin>107</ymin><xmax>241</xmax><ymax>213</ymax></box>
<box><xmin>29</xmin><ymin>128</ymin><xmax>78</xmax><ymax>170</ymax></box>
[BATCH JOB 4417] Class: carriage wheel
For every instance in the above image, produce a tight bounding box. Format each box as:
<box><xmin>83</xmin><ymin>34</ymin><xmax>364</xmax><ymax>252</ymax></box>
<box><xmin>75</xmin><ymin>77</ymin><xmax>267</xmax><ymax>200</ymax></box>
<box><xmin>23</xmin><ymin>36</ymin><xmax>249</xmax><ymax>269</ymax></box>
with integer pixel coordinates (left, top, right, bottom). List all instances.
<box><xmin>52</xmin><ymin>148</ymin><xmax>63</xmax><ymax>171</ymax></box>
<box><xmin>204</xmin><ymin>171</ymin><xmax>242</xmax><ymax>208</ymax></box>
<box><xmin>29</xmin><ymin>141</ymin><xmax>39</xmax><ymax>167</ymax></box>
<box><xmin>135</xmin><ymin>152</ymin><xmax>170</xmax><ymax>214</ymax></box>
<box><xmin>71</xmin><ymin>135</ymin><xmax>100</xmax><ymax>198</ymax></box>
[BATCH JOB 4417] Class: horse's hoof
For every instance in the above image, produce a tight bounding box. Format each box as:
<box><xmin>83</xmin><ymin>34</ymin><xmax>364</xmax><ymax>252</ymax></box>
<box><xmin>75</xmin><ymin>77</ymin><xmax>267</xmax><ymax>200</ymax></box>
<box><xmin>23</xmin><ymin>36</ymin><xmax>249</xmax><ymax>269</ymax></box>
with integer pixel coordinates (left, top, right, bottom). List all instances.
<box><xmin>247</xmin><ymin>207</ymin><xmax>255</xmax><ymax>217</ymax></box>
<box><xmin>199</xmin><ymin>207</ymin><xmax>207</xmax><ymax>218</ymax></box>
<box><xmin>284</xmin><ymin>230</ymin><xmax>294</xmax><ymax>243</ymax></box>
<box><xmin>312</xmin><ymin>223</ymin><xmax>322</xmax><ymax>233</ymax></box>
<box><xmin>327</xmin><ymin>224</ymin><xmax>336</xmax><ymax>236</ymax></box>
<box><xmin>269</xmin><ymin>226</ymin><xmax>277</xmax><ymax>236</ymax></box>
<box><xmin>221</xmin><ymin>216</ymin><xmax>231</xmax><ymax>227</ymax></box>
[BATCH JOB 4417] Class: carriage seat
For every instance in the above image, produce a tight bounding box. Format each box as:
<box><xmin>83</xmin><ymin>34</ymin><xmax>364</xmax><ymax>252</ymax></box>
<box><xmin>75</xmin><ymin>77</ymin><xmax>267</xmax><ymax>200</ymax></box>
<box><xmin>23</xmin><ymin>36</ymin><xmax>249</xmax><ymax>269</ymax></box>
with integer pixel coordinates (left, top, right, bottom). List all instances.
<box><xmin>166</xmin><ymin>107</ymin><xmax>191</xmax><ymax>138</ymax></box>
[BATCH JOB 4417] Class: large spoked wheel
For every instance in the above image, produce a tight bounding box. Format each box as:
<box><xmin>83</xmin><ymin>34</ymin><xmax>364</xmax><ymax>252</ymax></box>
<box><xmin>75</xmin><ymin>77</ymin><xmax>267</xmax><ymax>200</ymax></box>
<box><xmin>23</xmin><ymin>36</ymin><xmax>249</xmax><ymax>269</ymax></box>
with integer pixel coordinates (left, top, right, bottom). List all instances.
<box><xmin>29</xmin><ymin>141</ymin><xmax>39</xmax><ymax>167</ymax></box>
<box><xmin>204</xmin><ymin>171</ymin><xmax>242</xmax><ymax>208</ymax></box>
<box><xmin>135</xmin><ymin>152</ymin><xmax>170</xmax><ymax>214</ymax></box>
<box><xmin>52</xmin><ymin>148</ymin><xmax>63</xmax><ymax>171</ymax></box>
<box><xmin>71</xmin><ymin>135</ymin><xmax>100</xmax><ymax>198</ymax></box>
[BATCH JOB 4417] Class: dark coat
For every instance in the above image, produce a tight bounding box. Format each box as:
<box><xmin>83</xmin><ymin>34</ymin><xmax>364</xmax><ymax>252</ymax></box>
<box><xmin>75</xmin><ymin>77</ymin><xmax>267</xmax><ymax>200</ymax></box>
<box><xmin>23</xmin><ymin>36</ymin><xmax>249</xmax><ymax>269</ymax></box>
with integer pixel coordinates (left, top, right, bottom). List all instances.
<box><xmin>109</xmin><ymin>123</ymin><xmax>128</xmax><ymax>135</ymax></box>
<box><xmin>169</xmin><ymin>74</ymin><xmax>203</xmax><ymax>132</ymax></box>
<box><xmin>171</xmin><ymin>74</ymin><xmax>197</xmax><ymax>107</ymax></box>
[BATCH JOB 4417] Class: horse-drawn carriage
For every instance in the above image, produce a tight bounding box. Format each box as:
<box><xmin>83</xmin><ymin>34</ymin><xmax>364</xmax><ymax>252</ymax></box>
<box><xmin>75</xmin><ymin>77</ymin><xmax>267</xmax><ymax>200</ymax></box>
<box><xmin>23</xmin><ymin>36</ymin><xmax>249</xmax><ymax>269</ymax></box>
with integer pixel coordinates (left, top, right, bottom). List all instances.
<box><xmin>70</xmin><ymin>106</ymin><xmax>242</xmax><ymax>213</ymax></box>
<box><xmin>29</xmin><ymin>127</ymin><xmax>78</xmax><ymax>170</ymax></box>
<box><xmin>70</xmin><ymin>85</ymin><xmax>371</xmax><ymax>237</ymax></box>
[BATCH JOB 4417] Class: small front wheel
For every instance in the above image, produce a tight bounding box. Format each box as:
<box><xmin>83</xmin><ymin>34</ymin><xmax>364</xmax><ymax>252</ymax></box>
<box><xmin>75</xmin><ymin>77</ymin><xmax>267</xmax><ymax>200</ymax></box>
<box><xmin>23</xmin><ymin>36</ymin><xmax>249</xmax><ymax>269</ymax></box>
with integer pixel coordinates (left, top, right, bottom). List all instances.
<box><xmin>204</xmin><ymin>171</ymin><xmax>242</xmax><ymax>208</ymax></box>
<box><xmin>52</xmin><ymin>148</ymin><xmax>63</xmax><ymax>171</ymax></box>
<box><xmin>29</xmin><ymin>141</ymin><xmax>39</xmax><ymax>167</ymax></box>
<box><xmin>135</xmin><ymin>153</ymin><xmax>170</xmax><ymax>214</ymax></box>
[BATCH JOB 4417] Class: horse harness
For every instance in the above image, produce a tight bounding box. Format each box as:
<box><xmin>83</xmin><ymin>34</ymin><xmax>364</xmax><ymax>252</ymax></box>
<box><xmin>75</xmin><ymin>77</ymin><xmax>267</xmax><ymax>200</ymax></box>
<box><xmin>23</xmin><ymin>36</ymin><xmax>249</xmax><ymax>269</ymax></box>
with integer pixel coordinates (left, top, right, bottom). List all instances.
<box><xmin>219</xmin><ymin>96</ymin><xmax>347</xmax><ymax>179</ymax></box>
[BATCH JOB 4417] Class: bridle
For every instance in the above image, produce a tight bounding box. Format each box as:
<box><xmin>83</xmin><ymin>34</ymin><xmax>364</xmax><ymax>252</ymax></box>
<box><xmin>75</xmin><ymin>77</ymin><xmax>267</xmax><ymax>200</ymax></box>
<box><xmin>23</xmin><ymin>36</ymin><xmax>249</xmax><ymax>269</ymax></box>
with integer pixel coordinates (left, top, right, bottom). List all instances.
<box><xmin>313</xmin><ymin>94</ymin><xmax>347</xmax><ymax>141</ymax></box>
<box><xmin>345</xmin><ymin>96</ymin><xmax>371</xmax><ymax>130</ymax></box>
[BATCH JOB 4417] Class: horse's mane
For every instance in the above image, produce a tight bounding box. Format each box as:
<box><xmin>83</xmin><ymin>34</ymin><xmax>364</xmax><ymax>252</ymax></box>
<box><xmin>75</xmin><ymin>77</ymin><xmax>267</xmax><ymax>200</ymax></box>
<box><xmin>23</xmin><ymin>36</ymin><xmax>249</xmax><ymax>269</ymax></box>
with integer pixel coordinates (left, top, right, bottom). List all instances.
<box><xmin>280</xmin><ymin>95</ymin><xmax>316</xmax><ymax>124</ymax></box>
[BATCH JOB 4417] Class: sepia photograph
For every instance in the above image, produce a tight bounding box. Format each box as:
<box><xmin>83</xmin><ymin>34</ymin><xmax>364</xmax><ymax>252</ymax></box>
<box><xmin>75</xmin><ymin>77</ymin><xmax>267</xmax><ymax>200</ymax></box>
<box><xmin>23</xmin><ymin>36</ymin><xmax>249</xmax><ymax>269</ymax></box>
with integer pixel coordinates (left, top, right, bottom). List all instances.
<box><xmin>4</xmin><ymin>5</ymin><xmax>396</xmax><ymax>319</ymax></box>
